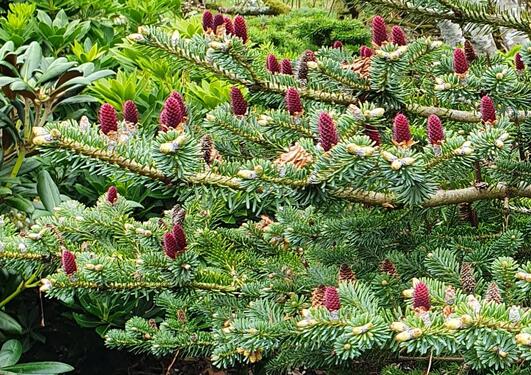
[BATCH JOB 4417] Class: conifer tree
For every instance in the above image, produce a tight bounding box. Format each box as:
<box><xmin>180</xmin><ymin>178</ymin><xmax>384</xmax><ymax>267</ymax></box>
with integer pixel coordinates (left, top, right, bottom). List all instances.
<box><xmin>1</xmin><ymin>10</ymin><xmax>531</xmax><ymax>373</ymax></box>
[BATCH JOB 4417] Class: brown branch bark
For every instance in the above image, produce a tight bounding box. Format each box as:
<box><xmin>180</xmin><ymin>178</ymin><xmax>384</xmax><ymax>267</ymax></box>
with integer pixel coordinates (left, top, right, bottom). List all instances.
<box><xmin>333</xmin><ymin>183</ymin><xmax>531</xmax><ymax>207</ymax></box>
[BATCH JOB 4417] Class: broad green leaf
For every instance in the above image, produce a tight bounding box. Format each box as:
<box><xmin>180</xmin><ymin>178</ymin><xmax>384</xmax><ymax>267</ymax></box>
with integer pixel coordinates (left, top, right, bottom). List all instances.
<box><xmin>37</xmin><ymin>170</ymin><xmax>61</xmax><ymax>212</ymax></box>
<box><xmin>0</xmin><ymin>77</ymin><xmax>18</xmax><ymax>87</ymax></box>
<box><xmin>56</xmin><ymin>95</ymin><xmax>96</xmax><ymax>105</ymax></box>
<box><xmin>72</xmin><ymin>313</ymin><xmax>101</xmax><ymax>328</ymax></box>
<box><xmin>20</xmin><ymin>42</ymin><xmax>42</xmax><ymax>81</ymax></box>
<box><xmin>0</xmin><ymin>187</ymin><xmax>12</xmax><ymax>196</ymax></box>
<box><xmin>0</xmin><ymin>311</ymin><xmax>22</xmax><ymax>335</ymax></box>
<box><xmin>4</xmin><ymin>196</ymin><xmax>34</xmax><ymax>213</ymax></box>
<box><xmin>1</xmin><ymin>361</ymin><xmax>74</xmax><ymax>374</ymax></box>
<box><xmin>37</xmin><ymin>62</ymin><xmax>77</xmax><ymax>84</ymax></box>
<box><xmin>0</xmin><ymin>340</ymin><xmax>22</xmax><ymax>367</ymax></box>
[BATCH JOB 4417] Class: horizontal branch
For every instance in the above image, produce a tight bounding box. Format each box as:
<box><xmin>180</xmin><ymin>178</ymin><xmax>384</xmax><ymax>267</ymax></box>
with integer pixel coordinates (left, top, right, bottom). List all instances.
<box><xmin>333</xmin><ymin>183</ymin><xmax>531</xmax><ymax>208</ymax></box>
<box><xmin>408</xmin><ymin>104</ymin><xmax>531</xmax><ymax>123</ymax></box>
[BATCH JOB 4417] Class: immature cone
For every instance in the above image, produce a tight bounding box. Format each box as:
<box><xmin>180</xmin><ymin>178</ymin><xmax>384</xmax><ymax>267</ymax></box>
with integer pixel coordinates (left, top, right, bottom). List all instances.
<box><xmin>391</xmin><ymin>25</ymin><xmax>406</xmax><ymax>46</ymax></box>
<box><xmin>484</xmin><ymin>282</ymin><xmax>502</xmax><ymax>304</ymax></box>
<box><xmin>297</xmin><ymin>59</ymin><xmax>308</xmax><ymax>80</ymax></box>
<box><xmin>230</xmin><ymin>87</ymin><xmax>247</xmax><ymax>116</ymax></box>
<box><xmin>515</xmin><ymin>52</ymin><xmax>525</xmax><ymax>71</ymax></box>
<box><xmin>162</xmin><ymin>97</ymin><xmax>184</xmax><ymax>128</ymax></box>
<box><xmin>213</xmin><ymin>14</ymin><xmax>225</xmax><ymax>34</ymax></box>
<box><xmin>453</xmin><ymin>48</ymin><xmax>468</xmax><ymax>75</ymax></box>
<box><xmin>280</xmin><ymin>59</ymin><xmax>293</xmax><ymax>75</ymax></box>
<box><xmin>359</xmin><ymin>45</ymin><xmax>373</xmax><ymax>58</ymax></box>
<box><xmin>338</xmin><ymin>264</ymin><xmax>356</xmax><ymax>282</ymax></box>
<box><xmin>163</xmin><ymin>232</ymin><xmax>178</xmax><ymax>259</ymax></box>
<box><xmin>99</xmin><ymin>103</ymin><xmax>118</xmax><ymax>135</ymax></box>
<box><xmin>460</xmin><ymin>262</ymin><xmax>476</xmax><ymax>294</ymax></box>
<box><xmin>62</xmin><ymin>249</ymin><xmax>77</xmax><ymax>275</ymax></box>
<box><xmin>224</xmin><ymin>16</ymin><xmax>234</xmax><ymax>35</ymax></box>
<box><xmin>427</xmin><ymin>114</ymin><xmax>444</xmax><ymax>145</ymax></box>
<box><xmin>302</xmin><ymin>50</ymin><xmax>316</xmax><ymax>62</ymax></box>
<box><xmin>318</xmin><ymin>112</ymin><xmax>339</xmax><ymax>152</ymax></box>
<box><xmin>311</xmin><ymin>284</ymin><xmax>326</xmax><ymax>307</ymax></box>
<box><xmin>323</xmin><ymin>286</ymin><xmax>341</xmax><ymax>311</ymax></box>
<box><xmin>464</xmin><ymin>40</ymin><xmax>476</xmax><ymax>63</ymax></box>
<box><xmin>171</xmin><ymin>204</ymin><xmax>186</xmax><ymax>226</ymax></box>
<box><xmin>122</xmin><ymin>100</ymin><xmax>139</xmax><ymax>124</ymax></box>
<box><xmin>106</xmin><ymin>186</ymin><xmax>118</xmax><ymax>204</ymax></box>
<box><xmin>412</xmin><ymin>281</ymin><xmax>431</xmax><ymax>310</ymax></box>
<box><xmin>371</xmin><ymin>16</ymin><xmax>388</xmax><ymax>46</ymax></box>
<box><xmin>480</xmin><ymin>95</ymin><xmax>496</xmax><ymax>124</ymax></box>
<box><xmin>170</xmin><ymin>91</ymin><xmax>187</xmax><ymax>117</ymax></box>
<box><xmin>444</xmin><ymin>285</ymin><xmax>456</xmax><ymax>305</ymax></box>
<box><xmin>379</xmin><ymin>259</ymin><xmax>398</xmax><ymax>277</ymax></box>
<box><xmin>172</xmin><ymin>223</ymin><xmax>187</xmax><ymax>253</ymax></box>
<box><xmin>364</xmin><ymin>124</ymin><xmax>381</xmax><ymax>146</ymax></box>
<box><xmin>285</xmin><ymin>88</ymin><xmax>303</xmax><ymax>115</ymax></box>
<box><xmin>233</xmin><ymin>15</ymin><xmax>248</xmax><ymax>43</ymax></box>
<box><xmin>201</xmin><ymin>134</ymin><xmax>214</xmax><ymax>165</ymax></box>
<box><xmin>266</xmin><ymin>53</ymin><xmax>280</xmax><ymax>73</ymax></box>
<box><xmin>332</xmin><ymin>40</ymin><xmax>343</xmax><ymax>49</ymax></box>
<box><xmin>202</xmin><ymin>11</ymin><xmax>213</xmax><ymax>32</ymax></box>
<box><xmin>392</xmin><ymin>113</ymin><xmax>412</xmax><ymax>144</ymax></box>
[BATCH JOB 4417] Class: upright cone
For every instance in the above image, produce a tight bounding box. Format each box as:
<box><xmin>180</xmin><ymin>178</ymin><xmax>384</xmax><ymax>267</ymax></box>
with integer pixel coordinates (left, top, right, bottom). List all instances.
<box><xmin>99</xmin><ymin>103</ymin><xmax>118</xmax><ymax>135</ymax></box>
<box><xmin>318</xmin><ymin>112</ymin><xmax>339</xmax><ymax>152</ymax></box>
<box><xmin>280</xmin><ymin>59</ymin><xmax>293</xmax><ymax>75</ymax></box>
<box><xmin>163</xmin><ymin>232</ymin><xmax>178</xmax><ymax>259</ymax></box>
<box><xmin>427</xmin><ymin>114</ymin><xmax>444</xmax><ymax>145</ymax></box>
<box><xmin>372</xmin><ymin>16</ymin><xmax>388</xmax><ymax>46</ymax></box>
<box><xmin>338</xmin><ymin>264</ymin><xmax>356</xmax><ymax>282</ymax></box>
<box><xmin>230</xmin><ymin>87</ymin><xmax>247</xmax><ymax>116</ymax></box>
<box><xmin>453</xmin><ymin>48</ymin><xmax>468</xmax><ymax>75</ymax></box>
<box><xmin>323</xmin><ymin>287</ymin><xmax>340</xmax><ymax>311</ymax></box>
<box><xmin>106</xmin><ymin>186</ymin><xmax>118</xmax><ymax>204</ymax></box>
<box><xmin>62</xmin><ymin>249</ymin><xmax>77</xmax><ymax>275</ymax></box>
<box><xmin>202</xmin><ymin>11</ymin><xmax>213</xmax><ymax>32</ymax></box>
<box><xmin>311</xmin><ymin>285</ymin><xmax>326</xmax><ymax>307</ymax></box>
<box><xmin>413</xmin><ymin>281</ymin><xmax>431</xmax><ymax>310</ymax></box>
<box><xmin>392</xmin><ymin>113</ymin><xmax>412</xmax><ymax>144</ymax></box>
<box><xmin>123</xmin><ymin>100</ymin><xmax>139</xmax><ymax>124</ymax></box>
<box><xmin>266</xmin><ymin>54</ymin><xmax>280</xmax><ymax>73</ymax></box>
<box><xmin>460</xmin><ymin>262</ymin><xmax>476</xmax><ymax>294</ymax></box>
<box><xmin>364</xmin><ymin>124</ymin><xmax>381</xmax><ymax>146</ymax></box>
<box><xmin>480</xmin><ymin>95</ymin><xmax>496</xmax><ymax>124</ymax></box>
<box><xmin>391</xmin><ymin>26</ymin><xmax>406</xmax><ymax>46</ymax></box>
<box><xmin>233</xmin><ymin>16</ymin><xmax>248</xmax><ymax>43</ymax></box>
<box><xmin>285</xmin><ymin>88</ymin><xmax>303</xmax><ymax>115</ymax></box>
